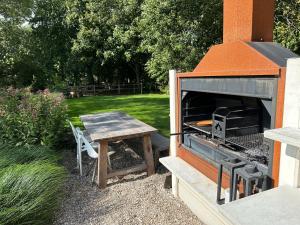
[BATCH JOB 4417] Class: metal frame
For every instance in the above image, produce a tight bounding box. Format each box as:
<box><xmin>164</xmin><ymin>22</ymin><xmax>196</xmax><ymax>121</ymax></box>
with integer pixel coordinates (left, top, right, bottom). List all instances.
<box><xmin>179</xmin><ymin>76</ymin><xmax>278</xmax><ymax>182</ymax></box>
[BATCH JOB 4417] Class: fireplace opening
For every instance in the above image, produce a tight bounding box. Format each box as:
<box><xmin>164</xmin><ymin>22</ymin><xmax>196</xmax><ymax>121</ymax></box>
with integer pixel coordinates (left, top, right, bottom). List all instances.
<box><xmin>181</xmin><ymin>91</ymin><xmax>273</xmax><ymax>176</ymax></box>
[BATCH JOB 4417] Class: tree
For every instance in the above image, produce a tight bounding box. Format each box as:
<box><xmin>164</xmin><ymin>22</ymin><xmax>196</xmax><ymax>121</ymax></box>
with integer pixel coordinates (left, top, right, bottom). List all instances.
<box><xmin>274</xmin><ymin>0</ymin><xmax>300</xmax><ymax>54</ymax></box>
<box><xmin>1</xmin><ymin>0</ymin><xmax>299</xmax><ymax>90</ymax></box>
<box><xmin>138</xmin><ymin>0</ymin><xmax>222</xmax><ymax>85</ymax></box>
<box><xmin>30</xmin><ymin>0</ymin><xmax>74</xmax><ymax>90</ymax></box>
<box><xmin>68</xmin><ymin>0</ymin><xmax>114</xmax><ymax>84</ymax></box>
<box><xmin>0</xmin><ymin>0</ymin><xmax>37</xmax><ymax>87</ymax></box>
<box><xmin>104</xmin><ymin>0</ymin><xmax>148</xmax><ymax>84</ymax></box>
<box><xmin>66</xmin><ymin>0</ymin><xmax>150</xmax><ymax>85</ymax></box>
<box><xmin>0</xmin><ymin>0</ymin><xmax>33</xmax><ymax>22</ymax></box>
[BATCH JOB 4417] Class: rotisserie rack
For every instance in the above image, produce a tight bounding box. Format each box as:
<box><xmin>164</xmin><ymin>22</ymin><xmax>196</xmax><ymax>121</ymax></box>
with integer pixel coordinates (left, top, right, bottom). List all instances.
<box><xmin>183</xmin><ymin>106</ymin><xmax>271</xmax><ymax>165</ymax></box>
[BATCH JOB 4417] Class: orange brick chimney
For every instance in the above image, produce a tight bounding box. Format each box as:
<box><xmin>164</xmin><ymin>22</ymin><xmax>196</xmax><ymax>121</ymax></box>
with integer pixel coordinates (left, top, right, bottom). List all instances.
<box><xmin>223</xmin><ymin>0</ymin><xmax>275</xmax><ymax>43</ymax></box>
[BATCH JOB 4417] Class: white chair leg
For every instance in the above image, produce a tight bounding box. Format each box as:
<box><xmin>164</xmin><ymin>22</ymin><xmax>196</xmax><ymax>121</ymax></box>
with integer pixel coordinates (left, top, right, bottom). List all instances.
<box><xmin>79</xmin><ymin>151</ymin><xmax>83</xmax><ymax>176</ymax></box>
<box><xmin>92</xmin><ymin>159</ymin><xmax>97</xmax><ymax>183</ymax></box>
<box><xmin>107</xmin><ymin>154</ymin><xmax>112</xmax><ymax>171</ymax></box>
<box><xmin>107</xmin><ymin>150</ymin><xmax>116</xmax><ymax>172</ymax></box>
<box><xmin>76</xmin><ymin>152</ymin><xmax>79</xmax><ymax>169</ymax></box>
<box><xmin>78</xmin><ymin>140</ymin><xmax>83</xmax><ymax>176</ymax></box>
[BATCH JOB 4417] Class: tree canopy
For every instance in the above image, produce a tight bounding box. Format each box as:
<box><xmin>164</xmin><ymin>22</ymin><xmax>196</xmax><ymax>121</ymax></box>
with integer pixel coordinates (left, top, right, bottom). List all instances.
<box><xmin>0</xmin><ymin>0</ymin><xmax>299</xmax><ymax>89</ymax></box>
<box><xmin>274</xmin><ymin>0</ymin><xmax>300</xmax><ymax>54</ymax></box>
<box><xmin>139</xmin><ymin>0</ymin><xmax>222</xmax><ymax>85</ymax></box>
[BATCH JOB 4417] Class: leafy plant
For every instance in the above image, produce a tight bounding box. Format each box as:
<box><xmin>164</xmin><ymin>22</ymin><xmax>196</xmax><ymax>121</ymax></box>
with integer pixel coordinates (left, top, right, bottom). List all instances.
<box><xmin>0</xmin><ymin>143</ymin><xmax>59</xmax><ymax>169</ymax></box>
<box><xmin>274</xmin><ymin>0</ymin><xmax>300</xmax><ymax>55</ymax></box>
<box><xmin>139</xmin><ymin>0</ymin><xmax>223</xmax><ymax>85</ymax></box>
<box><xmin>0</xmin><ymin>88</ymin><xmax>67</xmax><ymax>148</ymax></box>
<box><xmin>0</xmin><ymin>161</ymin><xmax>66</xmax><ymax>225</ymax></box>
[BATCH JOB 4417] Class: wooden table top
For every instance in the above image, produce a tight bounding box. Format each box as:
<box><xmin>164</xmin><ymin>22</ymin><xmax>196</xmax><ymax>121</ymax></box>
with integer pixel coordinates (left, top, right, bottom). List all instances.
<box><xmin>80</xmin><ymin>111</ymin><xmax>157</xmax><ymax>142</ymax></box>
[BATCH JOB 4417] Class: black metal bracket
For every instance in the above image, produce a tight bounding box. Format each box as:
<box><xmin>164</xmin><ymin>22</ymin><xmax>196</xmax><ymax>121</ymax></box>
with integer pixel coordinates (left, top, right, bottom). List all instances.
<box><xmin>217</xmin><ymin>158</ymin><xmax>246</xmax><ymax>205</ymax></box>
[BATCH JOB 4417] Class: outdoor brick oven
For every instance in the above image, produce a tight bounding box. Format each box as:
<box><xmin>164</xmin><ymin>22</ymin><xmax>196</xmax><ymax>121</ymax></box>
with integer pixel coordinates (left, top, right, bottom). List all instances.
<box><xmin>168</xmin><ymin>0</ymin><xmax>299</xmax><ymax>205</ymax></box>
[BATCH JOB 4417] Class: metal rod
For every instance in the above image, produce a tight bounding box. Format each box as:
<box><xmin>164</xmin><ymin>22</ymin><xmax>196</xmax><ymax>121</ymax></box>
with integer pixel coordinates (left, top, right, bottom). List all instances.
<box><xmin>170</xmin><ymin>131</ymin><xmax>200</xmax><ymax>136</ymax></box>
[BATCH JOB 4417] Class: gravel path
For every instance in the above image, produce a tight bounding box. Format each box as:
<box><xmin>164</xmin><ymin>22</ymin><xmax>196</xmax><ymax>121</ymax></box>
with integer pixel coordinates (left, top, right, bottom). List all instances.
<box><xmin>55</xmin><ymin>141</ymin><xmax>203</xmax><ymax>225</ymax></box>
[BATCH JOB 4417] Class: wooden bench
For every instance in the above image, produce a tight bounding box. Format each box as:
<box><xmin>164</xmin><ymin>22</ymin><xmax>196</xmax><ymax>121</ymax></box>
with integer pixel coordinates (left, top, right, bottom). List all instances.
<box><xmin>151</xmin><ymin>132</ymin><xmax>169</xmax><ymax>168</ymax></box>
<box><xmin>151</xmin><ymin>132</ymin><xmax>169</xmax><ymax>152</ymax></box>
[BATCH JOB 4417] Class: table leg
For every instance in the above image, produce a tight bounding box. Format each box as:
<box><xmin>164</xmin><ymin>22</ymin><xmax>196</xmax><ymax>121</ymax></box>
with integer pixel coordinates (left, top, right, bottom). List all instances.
<box><xmin>143</xmin><ymin>134</ymin><xmax>155</xmax><ymax>175</ymax></box>
<box><xmin>98</xmin><ymin>140</ymin><xmax>108</xmax><ymax>188</ymax></box>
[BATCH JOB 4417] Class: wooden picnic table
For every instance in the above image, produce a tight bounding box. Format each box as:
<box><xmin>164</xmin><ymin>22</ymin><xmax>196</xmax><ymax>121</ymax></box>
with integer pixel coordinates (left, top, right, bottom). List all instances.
<box><xmin>80</xmin><ymin>111</ymin><xmax>157</xmax><ymax>188</ymax></box>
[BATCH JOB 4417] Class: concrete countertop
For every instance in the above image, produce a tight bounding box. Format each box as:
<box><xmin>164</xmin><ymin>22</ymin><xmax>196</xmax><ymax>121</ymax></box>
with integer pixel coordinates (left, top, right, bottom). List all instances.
<box><xmin>220</xmin><ymin>186</ymin><xmax>300</xmax><ymax>225</ymax></box>
<box><xmin>160</xmin><ymin>157</ymin><xmax>300</xmax><ymax>225</ymax></box>
<box><xmin>264</xmin><ymin>127</ymin><xmax>300</xmax><ymax>148</ymax></box>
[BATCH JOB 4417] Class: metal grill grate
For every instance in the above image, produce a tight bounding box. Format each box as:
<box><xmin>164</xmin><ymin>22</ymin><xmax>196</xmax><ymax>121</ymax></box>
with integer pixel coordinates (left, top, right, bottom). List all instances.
<box><xmin>226</xmin><ymin>133</ymin><xmax>271</xmax><ymax>164</ymax></box>
<box><xmin>226</xmin><ymin>133</ymin><xmax>264</xmax><ymax>149</ymax></box>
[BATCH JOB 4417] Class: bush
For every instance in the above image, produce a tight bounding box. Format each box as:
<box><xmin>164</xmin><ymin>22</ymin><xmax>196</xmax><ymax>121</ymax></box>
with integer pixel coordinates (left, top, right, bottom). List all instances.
<box><xmin>0</xmin><ymin>88</ymin><xmax>67</xmax><ymax>148</ymax></box>
<box><xmin>0</xmin><ymin>162</ymin><xmax>66</xmax><ymax>225</ymax></box>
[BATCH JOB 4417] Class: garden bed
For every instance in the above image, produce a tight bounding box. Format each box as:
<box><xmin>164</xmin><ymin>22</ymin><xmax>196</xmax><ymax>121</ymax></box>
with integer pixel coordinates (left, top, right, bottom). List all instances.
<box><xmin>0</xmin><ymin>88</ymin><xmax>68</xmax><ymax>224</ymax></box>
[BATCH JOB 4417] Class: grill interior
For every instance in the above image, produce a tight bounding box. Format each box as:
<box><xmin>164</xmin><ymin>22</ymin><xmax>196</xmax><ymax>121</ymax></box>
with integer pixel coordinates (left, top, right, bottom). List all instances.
<box><xmin>212</xmin><ymin>106</ymin><xmax>261</xmax><ymax>140</ymax></box>
<box><xmin>226</xmin><ymin>134</ymin><xmax>271</xmax><ymax>164</ymax></box>
<box><xmin>182</xmin><ymin>91</ymin><xmax>273</xmax><ymax>167</ymax></box>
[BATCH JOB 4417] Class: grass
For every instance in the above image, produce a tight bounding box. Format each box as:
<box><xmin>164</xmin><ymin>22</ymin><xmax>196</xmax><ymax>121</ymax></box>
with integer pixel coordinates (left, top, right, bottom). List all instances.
<box><xmin>0</xmin><ymin>143</ymin><xmax>66</xmax><ymax>225</ymax></box>
<box><xmin>0</xmin><ymin>162</ymin><xmax>66</xmax><ymax>225</ymax></box>
<box><xmin>66</xmin><ymin>94</ymin><xmax>170</xmax><ymax>137</ymax></box>
<box><xmin>0</xmin><ymin>143</ymin><xmax>59</xmax><ymax>169</ymax></box>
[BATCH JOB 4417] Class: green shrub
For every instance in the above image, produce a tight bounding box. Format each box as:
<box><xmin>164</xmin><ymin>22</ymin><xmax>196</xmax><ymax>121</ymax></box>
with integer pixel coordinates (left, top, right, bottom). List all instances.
<box><xmin>0</xmin><ymin>162</ymin><xmax>66</xmax><ymax>225</ymax></box>
<box><xmin>0</xmin><ymin>143</ymin><xmax>59</xmax><ymax>169</ymax></box>
<box><xmin>0</xmin><ymin>88</ymin><xmax>67</xmax><ymax>148</ymax></box>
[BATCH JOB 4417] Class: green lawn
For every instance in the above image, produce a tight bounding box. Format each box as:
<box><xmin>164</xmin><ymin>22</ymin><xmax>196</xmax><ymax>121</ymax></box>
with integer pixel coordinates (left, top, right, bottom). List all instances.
<box><xmin>66</xmin><ymin>94</ymin><xmax>170</xmax><ymax>137</ymax></box>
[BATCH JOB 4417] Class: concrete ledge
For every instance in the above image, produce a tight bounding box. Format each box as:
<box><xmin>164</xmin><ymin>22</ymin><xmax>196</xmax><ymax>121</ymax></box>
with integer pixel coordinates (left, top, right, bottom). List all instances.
<box><xmin>160</xmin><ymin>157</ymin><xmax>233</xmax><ymax>225</ymax></box>
<box><xmin>221</xmin><ymin>186</ymin><xmax>300</xmax><ymax>225</ymax></box>
<box><xmin>265</xmin><ymin>127</ymin><xmax>300</xmax><ymax>148</ymax></box>
<box><xmin>160</xmin><ymin>157</ymin><xmax>300</xmax><ymax>225</ymax></box>
<box><xmin>265</xmin><ymin>127</ymin><xmax>300</xmax><ymax>187</ymax></box>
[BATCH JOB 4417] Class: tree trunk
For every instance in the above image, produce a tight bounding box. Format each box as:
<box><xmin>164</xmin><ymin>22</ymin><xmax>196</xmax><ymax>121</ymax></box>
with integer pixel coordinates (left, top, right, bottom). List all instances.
<box><xmin>134</xmin><ymin>64</ymin><xmax>140</xmax><ymax>84</ymax></box>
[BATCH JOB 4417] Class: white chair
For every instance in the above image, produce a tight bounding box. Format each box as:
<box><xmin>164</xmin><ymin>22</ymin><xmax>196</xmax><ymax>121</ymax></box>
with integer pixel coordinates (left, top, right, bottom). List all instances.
<box><xmin>77</xmin><ymin>129</ymin><xmax>99</xmax><ymax>183</ymax></box>
<box><xmin>68</xmin><ymin>120</ymin><xmax>86</xmax><ymax>175</ymax></box>
<box><xmin>68</xmin><ymin>119</ymin><xmax>80</xmax><ymax>145</ymax></box>
<box><xmin>68</xmin><ymin>120</ymin><xmax>97</xmax><ymax>175</ymax></box>
<box><xmin>68</xmin><ymin>120</ymin><xmax>113</xmax><ymax>180</ymax></box>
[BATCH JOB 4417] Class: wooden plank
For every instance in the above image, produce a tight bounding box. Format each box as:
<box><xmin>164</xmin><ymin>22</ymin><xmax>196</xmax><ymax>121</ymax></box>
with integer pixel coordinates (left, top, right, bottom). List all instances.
<box><xmin>80</xmin><ymin>111</ymin><xmax>157</xmax><ymax>142</ymax></box>
<box><xmin>143</xmin><ymin>134</ymin><xmax>155</xmax><ymax>175</ymax></box>
<box><xmin>98</xmin><ymin>140</ymin><xmax>108</xmax><ymax>189</ymax></box>
<box><xmin>151</xmin><ymin>132</ymin><xmax>169</xmax><ymax>152</ymax></box>
<box><xmin>100</xmin><ymin>132</ymin><xmax>154</xmax><ymax>142</ymax></box>
<box><xmin>107</xmin><ymin>163</ymin><xmax>147</xmax><ymax>178</ymax></box>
